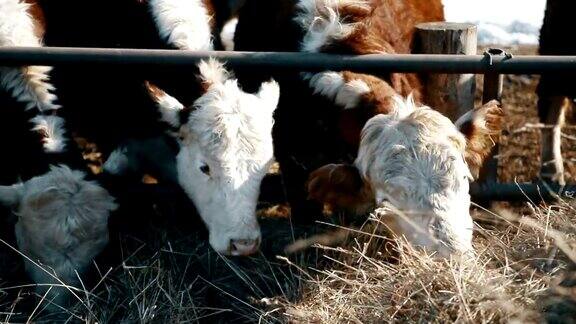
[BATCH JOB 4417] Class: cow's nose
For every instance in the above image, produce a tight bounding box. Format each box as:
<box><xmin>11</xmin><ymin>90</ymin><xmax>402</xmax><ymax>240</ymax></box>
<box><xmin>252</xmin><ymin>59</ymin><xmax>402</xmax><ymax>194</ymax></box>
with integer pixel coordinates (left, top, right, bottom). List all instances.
<box><xmin>230</xmin><ymin>238</ymin><xmax>260</xmax><ymax>256</ymax></box>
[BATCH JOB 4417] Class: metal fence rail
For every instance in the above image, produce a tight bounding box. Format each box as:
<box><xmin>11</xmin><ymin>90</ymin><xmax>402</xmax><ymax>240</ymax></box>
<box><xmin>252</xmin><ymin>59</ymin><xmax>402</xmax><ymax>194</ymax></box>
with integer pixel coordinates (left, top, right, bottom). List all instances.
<box><xmin>2</xmin><ymin>47</ymin><xmax>576</xmax><ymax>74</ymax></box>
<box><xmin>2</xmin><ymin>46</ymin><xmax>576</xmax><ymax>201</ymax></box>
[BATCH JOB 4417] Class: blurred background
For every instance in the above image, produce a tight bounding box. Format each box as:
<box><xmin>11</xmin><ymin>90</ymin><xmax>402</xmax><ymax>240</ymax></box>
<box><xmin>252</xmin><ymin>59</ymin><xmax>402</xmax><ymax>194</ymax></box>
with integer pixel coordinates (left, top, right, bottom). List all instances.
<box><xmin>443</xmin><ymin>0</ymin><xmax>546</xmax><ymax>45</ymax></box>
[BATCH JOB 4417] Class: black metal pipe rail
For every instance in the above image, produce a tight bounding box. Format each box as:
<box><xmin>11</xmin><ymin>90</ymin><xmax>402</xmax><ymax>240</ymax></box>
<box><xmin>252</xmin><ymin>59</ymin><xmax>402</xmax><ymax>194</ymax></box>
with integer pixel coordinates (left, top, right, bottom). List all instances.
<box><xmin>470</xmin><ymin>182</ymin><xmax>576</xmax><ymax>202</ymax></box>
<box><xmin>104</xmin><ymin>176</ymin><xmax>576</xmax><ymax>204</ymax></box>
<box><xmin>3</xmin><ymin>46</ymin><xmax>576</xmax><ymax>201</ymax></box>
<box><xmin>2</xmin><ymin>47</ymin><xmax>576</xmax><ymax>74</ymax></box>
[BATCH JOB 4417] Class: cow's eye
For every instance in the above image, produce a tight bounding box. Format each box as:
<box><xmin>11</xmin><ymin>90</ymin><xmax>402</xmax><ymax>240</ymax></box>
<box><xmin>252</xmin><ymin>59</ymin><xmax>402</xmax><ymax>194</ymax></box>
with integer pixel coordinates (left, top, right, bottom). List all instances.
<box><xmin>200</xmin><ymin>164</ymin><xmax>210</xmax><ymax>175</ymax></box>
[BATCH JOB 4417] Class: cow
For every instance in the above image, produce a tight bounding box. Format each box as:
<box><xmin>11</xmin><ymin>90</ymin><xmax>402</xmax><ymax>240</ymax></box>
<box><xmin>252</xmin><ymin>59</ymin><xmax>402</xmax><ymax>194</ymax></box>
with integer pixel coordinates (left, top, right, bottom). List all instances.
<box><xmin>234</xmin><ymin>0</ymin><xmax>504</xmax><ymax>256</ymax></box>
<box><xmin>0</xmin><ymin>0</ymin><xmax>117</xmax><ymax>305</ymax></box>
<box><xmin>309</xmin><ymin>97</ymin><xmax>503</xmax><ymax>256</ymax></box>
<box><xmin>0</xmin><ymin>0</ymin><xmax>279</xmax><ymax>308</ymax></box>
<box><xmin>537</xmin><ymin>0</ymin><xmax>576</xmax><ymax>185</ymax></box>
<box><xmin>22</xmin><ymin>0</ymin><xmax>279</xmax><ymax>256</ymax></box>
<box><xmin>105</xmin><ymin>60</ymin><xmax>280</xmax><ymax>256</ymax></box>
<box><xmin>0</xmin><ymin>166</ymin><xmax>117</xmax><ymax>306</ymax></box>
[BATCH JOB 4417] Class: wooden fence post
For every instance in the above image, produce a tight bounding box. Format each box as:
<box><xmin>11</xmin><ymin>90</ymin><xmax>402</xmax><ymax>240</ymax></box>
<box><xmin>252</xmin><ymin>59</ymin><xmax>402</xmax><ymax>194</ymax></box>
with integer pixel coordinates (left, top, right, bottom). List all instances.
<box><xmin>416</xmin><ymin>22</ymin><xmax>477</xmax><ymax>121</ymax></box>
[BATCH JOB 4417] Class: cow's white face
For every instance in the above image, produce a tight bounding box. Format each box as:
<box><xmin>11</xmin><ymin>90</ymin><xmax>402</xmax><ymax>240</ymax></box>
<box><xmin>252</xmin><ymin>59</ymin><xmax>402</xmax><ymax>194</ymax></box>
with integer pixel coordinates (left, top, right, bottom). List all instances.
<box><xmin>355</xmin><ymin>96</ymin><xmax>475</xmax><ymax>256</ymax></box>
<box><xmin>151</xmin><ymin>59</ymin><xmax>279</xmax><ymax>256</ymax></box>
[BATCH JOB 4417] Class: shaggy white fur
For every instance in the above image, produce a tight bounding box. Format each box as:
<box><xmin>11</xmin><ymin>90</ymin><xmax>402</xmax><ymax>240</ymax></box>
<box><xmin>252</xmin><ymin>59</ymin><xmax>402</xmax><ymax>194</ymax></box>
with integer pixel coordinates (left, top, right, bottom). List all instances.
<box><xmin>198</xmin><ymin>59</ymin><xmax>232</xmax><ymax>86</ymax></box>
<box><xmin>148</xmin><ymin>0</ymin><xmax>213</xmax><ymax>50</ymax></box>
<box><xmin>355</xmin><ymin>96</ymin><xmax>474</xmax><ymax>257</ymax></box>
<box><xmin>297</xmin><ymin>0</ymin><xmax>476</xmax><ymax>257</ymax></box>
<box><xmin>0</xmin><ymin>165</ymin><xmax>117</xmax><ymax>304</ymax></box>
<box><xmin>305</xmin><ymin>71</ymin><xmax>370</xmax><ymax>109</ymax></box>
<box><xmin>220</xmin><ymin>17</ymin><xmax>238</xmax><ymax>51</ymax></box>
<box><xmin>0</xmin><ymin>0</ymin><xmax>60</xmax><ymax>112</ymax></box>
<box><xmin>295</xmin><ymin>0</ymin><xmax>369</xmax><ymax>52</ymax></box>
<box><xmin>304</xmin><ymin>71</ymin><xmax>344</xmax><ymax>98</ymax></box>
<box><xmin>0</xmin><ymin>0</ymin><xmax>67</xmax><ymax>152</ymax></box>
<box><xmin>30</xmin><ymin>115</ymin><xmax>67</xmax><ymax>153</ymax></box>
<box><xmin>295</xmin><ymin>0</ymin><xmax>369</xmax><ymax>51</ymax></box>
<box><xmin>149</xmin><ymin>59</ymin><xmax>279</xmax><ymax>255</ymax></box>
<box><xmin>0</xmin><ymin>66</ymin><xmax>60</xmax><ymax>112</ymax></box>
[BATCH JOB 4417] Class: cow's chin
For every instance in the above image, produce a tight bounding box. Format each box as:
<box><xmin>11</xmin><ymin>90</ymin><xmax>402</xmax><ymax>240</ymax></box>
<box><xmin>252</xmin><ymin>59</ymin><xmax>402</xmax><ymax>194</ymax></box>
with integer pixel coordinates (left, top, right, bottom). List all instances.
<box><xmin>182</xmin><ymin>185</ymin><xmax>263</xmax><ymax>256</ymax></box>
<box><xmin>206</xmin><ymin>219</ymin><xmax>262</xmax><ymax>256</ymax></box>
<box><xmin>178</xmin><ymin>178</ymin><xmax>264</xmax><ymax>256</ymax></box>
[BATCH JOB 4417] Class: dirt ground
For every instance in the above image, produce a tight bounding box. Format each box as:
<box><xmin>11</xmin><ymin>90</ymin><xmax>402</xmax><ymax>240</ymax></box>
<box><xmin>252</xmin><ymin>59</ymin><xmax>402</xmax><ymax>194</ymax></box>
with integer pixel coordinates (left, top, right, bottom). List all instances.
<box><xmin>1</xmin><ymin>45</ymin><xmax>576</xmax><ymax>323</ymax></box>
<box><xmin>487</xmin><ymin>45</ymin><xmax>576</xmax><ymax>183</ymax></box>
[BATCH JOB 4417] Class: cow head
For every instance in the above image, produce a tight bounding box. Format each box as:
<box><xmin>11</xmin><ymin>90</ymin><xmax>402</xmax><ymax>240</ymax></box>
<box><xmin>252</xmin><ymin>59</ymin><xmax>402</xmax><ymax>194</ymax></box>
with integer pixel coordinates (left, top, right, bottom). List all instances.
<box><xmin>0</xmin><ymin>165</ymin><xmax>117</xmax><ymax>301</ymax></box>
<box><xmin>147</xmin><ymin>59</ymin><xmax>279</xmax><ymax>256</ymax></box>
<box><xmin>308</xmin><ymin>97</ymin><xmax>503</xmax><ymax>256</ymax></box>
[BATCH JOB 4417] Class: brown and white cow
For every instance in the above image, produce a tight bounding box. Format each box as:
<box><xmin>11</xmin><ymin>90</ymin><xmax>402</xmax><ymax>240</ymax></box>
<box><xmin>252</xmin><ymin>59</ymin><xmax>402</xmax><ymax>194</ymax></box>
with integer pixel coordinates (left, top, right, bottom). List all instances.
<box><xmin>309</xmin><ymin>97</ymin><xmax>502</xmax><ymax>256</ymax></box>
<box><xmin>235</xmin><ymin>0</ymin><xmax>504</xmax><ymax>256</ymax></box>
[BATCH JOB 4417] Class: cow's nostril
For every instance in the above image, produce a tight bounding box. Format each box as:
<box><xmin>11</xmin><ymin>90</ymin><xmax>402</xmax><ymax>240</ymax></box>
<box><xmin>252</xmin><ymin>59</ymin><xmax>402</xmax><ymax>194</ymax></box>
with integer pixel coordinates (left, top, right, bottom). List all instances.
<box><xmin>230</xmin><ymin>238</ymin><xmax>260</xmax><ymax>256</ymax></box>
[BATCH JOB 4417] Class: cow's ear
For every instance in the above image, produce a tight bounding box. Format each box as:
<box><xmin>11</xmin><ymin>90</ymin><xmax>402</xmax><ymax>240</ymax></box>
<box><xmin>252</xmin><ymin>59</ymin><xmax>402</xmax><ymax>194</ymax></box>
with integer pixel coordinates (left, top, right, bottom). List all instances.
<box><xmin>307</xmin><ymin>164</ymin><xmax>363</xmax><ymax>199</ymax></box>
<box><xmin>0</xmin><ymin>184</ymin><xmax>24</xmax><ymax>208</ymax></box>
<box><xmin>145</xmin><ymin>81</ymin><xmax>185</xmax><ymax>129</ymax></box>
<box><xmin>197</xmin><ymin>58</ymin><xmax>232</xmax><ymax>91</ymax></box>
<box><xmin>257</xmin><ymin>80</ymin><xmax>280</xmax><ymax>113</ymax></box>
<box><xmin>327</xmin><ymin>164</ymin><xmax>364</xmax><ymax>193</ymax></box>
<box><xmin>307</xmin><ymin>163</ymin><xmax>372</xmax><ymax>213</ymax></box>
<box><xmin>455</xmin><ymin>100</ymin><xmax>504</xmax><ymax>179</ymax></box>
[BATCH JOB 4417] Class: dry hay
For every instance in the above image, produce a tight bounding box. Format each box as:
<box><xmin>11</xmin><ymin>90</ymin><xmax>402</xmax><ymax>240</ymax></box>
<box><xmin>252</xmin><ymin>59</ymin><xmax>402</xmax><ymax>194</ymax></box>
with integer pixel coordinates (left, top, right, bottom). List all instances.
<box><xmin>279</xmin><ymin>200</ymin><xmax>576</xmax><ymax>323</ymax></box>
<box><xmin>2</xmin><ymin>198</ymin><xmax>575</xmax><ymax>323</ymax></box>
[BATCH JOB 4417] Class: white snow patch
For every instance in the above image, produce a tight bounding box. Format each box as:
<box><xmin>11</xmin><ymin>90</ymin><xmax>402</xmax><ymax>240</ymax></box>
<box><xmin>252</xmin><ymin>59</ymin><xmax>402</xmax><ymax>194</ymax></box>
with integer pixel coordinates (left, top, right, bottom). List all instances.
<box><xmin>476</xmin><ymin>21</ymin><xmax>540</xmax><ymax>45</ymax></box>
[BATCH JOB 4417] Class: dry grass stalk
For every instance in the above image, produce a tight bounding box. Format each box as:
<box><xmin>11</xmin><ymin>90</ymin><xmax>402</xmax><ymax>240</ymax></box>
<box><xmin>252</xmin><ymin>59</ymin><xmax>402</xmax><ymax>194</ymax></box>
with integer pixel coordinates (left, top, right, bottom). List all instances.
<box><xmin>280</xmin><ymin>200</ymin><xmax>576</xmax><ymax>323</ymax></box>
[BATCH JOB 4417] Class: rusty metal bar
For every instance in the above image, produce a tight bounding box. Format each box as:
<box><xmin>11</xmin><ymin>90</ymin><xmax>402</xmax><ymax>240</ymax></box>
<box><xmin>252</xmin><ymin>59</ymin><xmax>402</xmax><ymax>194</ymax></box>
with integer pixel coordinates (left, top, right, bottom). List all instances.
<box><xmin>1</xmin><ymin>47</ymin><xmax>576</xmax><ymax>74</ymax></box>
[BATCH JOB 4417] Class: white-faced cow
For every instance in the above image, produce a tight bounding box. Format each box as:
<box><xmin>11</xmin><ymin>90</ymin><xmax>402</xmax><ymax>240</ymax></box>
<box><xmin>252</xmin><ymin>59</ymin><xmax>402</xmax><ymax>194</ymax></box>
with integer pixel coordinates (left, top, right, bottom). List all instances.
<box><xmin>234</xmin><ymin>0</ymin><xmax>504</xmax><ymax>256</ymax></box>
<box><xmin>105</xmin><ymin>60</ymin><xmax>279</xmax><ymax>255</ymax></box>
<box><xmin>1</xmin><ymin>0</ymin><xmax>279</xmax><ymax>259</ymax></box>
